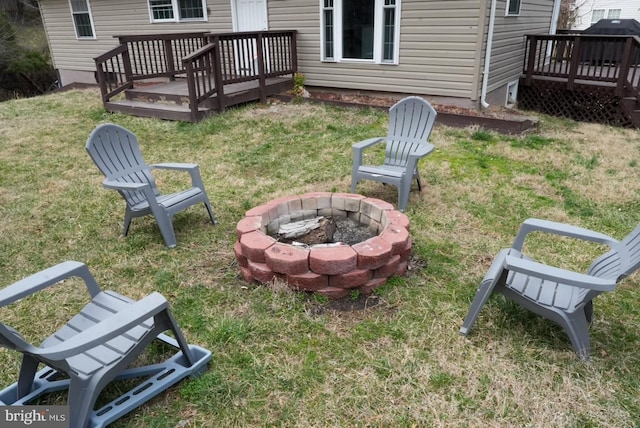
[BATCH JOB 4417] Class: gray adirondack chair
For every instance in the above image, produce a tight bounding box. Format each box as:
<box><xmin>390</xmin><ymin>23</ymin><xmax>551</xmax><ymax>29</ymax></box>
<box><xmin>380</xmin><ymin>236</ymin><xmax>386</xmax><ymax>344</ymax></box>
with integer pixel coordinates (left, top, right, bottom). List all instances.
<box><xmin>460</xmin><ymin>218</ymin><xmax>640</xmax><ymax>360</ymax></box>
<box><xmin>0</xmin><ymin>261</ymin><xmax>211</xmax><ymax>428</ymax></box>
<box><xmin>350</xmin><ymin>96</ymin><xmax>437</xmax><ymax>212</ymax></box>
<box><xmin>86</xmin><ymin>123</ymin><xmax>216</xmax><ymax>248</ymax></box>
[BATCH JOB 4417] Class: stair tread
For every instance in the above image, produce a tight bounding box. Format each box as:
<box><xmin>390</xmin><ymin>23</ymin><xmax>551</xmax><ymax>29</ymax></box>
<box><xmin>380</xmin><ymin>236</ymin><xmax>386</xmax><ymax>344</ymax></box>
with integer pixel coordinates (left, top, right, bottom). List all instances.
<box><xmin>108</xmin><ymin>100</ymin><xmax>208</xmax><ymax>112</ymax></box>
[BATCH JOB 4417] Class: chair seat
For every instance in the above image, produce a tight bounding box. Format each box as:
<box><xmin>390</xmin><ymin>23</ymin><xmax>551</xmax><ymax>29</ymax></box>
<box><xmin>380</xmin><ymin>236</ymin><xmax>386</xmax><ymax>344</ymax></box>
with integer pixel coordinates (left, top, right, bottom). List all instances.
<box><xmin>506</xmin><ymin>270</ymin><xmax>591</xmax><ymax>313</ymax></box>
<box><xmin>41</xmin><ymin>291</ymin><xmax>155</xmax><ymax>376</ymax></box>
<box><xmin>358</xmin><ymin>165</ymin><xmax>406</xmax><ymax>179</ymax></box>
<box><xmin>129</xmin><ymin>187</ymin><xmax>203</xmax><ymax>213</ymax></box>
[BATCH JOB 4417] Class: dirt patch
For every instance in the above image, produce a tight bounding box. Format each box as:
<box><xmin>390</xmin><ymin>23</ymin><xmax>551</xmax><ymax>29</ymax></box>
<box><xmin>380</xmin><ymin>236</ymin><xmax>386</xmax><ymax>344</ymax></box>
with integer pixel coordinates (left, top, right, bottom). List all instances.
<box><xmin>273</xmin><ymin>90</ymin><xmax>539</xmax><ymax>134</ymax></box>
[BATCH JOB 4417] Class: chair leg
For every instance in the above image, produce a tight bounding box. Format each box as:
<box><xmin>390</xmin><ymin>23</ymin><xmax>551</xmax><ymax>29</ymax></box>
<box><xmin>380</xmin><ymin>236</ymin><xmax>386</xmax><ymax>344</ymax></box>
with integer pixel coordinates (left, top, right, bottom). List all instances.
<box><xmin>155</xmin><ymin>213</ymin><xmax>177</xmax><ymax>248</ymax></box>
<box><xmin>584</xmin><ymin>300</ymin><xmax>593</xmax><ymax>324</ymax></box>
<box><xmin>203</xmin><ymin>201</ymin><xmax>217</xmax><ymax>225</ymax></box>
<box><xmin>397</xmin><ymin>181</ymin><xmax>411</xmax><ymax>212</ymax></box>
<box><xmin>16</xmin><ymin>355</ymin><xmax>40</xmax><ymax>399</ymax></box>
<box><xmin>460</xmin><ymin>250</ymin><xmax>510</xmax><ymax>335</ymax></box>
<box><xmin>68</xmin><ymin>377</ymin><xmax>103</xmax><ymax>428</ymax></box>
<box><xmin>415</xmin><ymin>170</ymin><xmax>423</xmax><ymax>191</ymax></box>
<box><xmin>123</xmin><ymin>209</ymin><xmax>134</xmax><ymax>237</ymax></box>
<box><xmin>560</xmin><ymin>311</ymin><xmax>591</xmax><ymax>360</ymax></box>
<box><xmin>350</xmin><ymin>178</ymin><xmax>358</xmax><ymax>193</ymax></box>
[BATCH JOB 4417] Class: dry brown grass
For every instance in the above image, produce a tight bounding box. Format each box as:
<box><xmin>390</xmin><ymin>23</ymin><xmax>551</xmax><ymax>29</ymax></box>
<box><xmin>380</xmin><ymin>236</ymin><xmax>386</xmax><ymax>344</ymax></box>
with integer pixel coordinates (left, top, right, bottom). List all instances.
<box><xmin>0</xmin><ymin>89</ymin><xmax>639</xmax><ymax>427</ymax></box>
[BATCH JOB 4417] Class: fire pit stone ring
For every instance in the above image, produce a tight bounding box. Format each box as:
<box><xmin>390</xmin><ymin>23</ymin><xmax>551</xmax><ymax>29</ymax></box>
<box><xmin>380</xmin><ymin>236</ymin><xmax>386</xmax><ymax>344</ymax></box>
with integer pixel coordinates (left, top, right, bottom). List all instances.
<box><xmin>234</xmin><ymin>192</ymin><xmax>411</xmax><ymax>299</ymax></box>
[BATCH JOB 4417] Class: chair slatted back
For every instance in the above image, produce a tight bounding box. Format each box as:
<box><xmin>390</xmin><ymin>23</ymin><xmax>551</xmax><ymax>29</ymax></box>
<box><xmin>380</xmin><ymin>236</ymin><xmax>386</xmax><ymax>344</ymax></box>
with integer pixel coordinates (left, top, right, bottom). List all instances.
<box><xmin>86</xmin><ymin>124</ymin><xmax>158</xmax><ymax>207</ymax></box>
<box><xmin>384</xmin><ymin>96</ymin><xmax>437</xmax><ymax>168</ymax></box>
<box><xmin>588</xmin><ymin>223</ymin><xmax>640</xmax><ymax>281</ymax></box>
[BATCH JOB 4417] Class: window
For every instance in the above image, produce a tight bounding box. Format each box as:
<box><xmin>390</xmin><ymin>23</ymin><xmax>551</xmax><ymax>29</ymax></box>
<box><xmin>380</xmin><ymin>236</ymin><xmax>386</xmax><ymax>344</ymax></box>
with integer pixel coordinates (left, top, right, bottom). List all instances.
<box><xmin>607</xmin><ymin>9</ymin><xmax>621</xmax><ymax>19</ymax></box>
<box><xmin>321</xmin><ymin>0</ymin><xmax>400</xmax><ymax>64</ymax></box>
<box><xmin>69</xmin><ymin>0</ymin><xmax>95</xmax><ymax>39</ymax></box>
<box><xmin>149</xmin><ymin>0</ymin><xmax>206</xmax><ymax>22</ymax></box>
<box><xmin>506</xmin><ymin>0</ymin><xmax>521</xmax><ymax>16</ymax></box>
<box><xmin>591</xmin><ymin>9</ymin><xmax>605</xmax><ymax>24</ymax></box>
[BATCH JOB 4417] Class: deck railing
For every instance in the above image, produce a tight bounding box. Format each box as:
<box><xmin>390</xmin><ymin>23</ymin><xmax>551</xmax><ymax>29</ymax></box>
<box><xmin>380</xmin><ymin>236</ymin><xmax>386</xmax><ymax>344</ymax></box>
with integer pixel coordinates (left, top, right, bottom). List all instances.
<box><xmin>523</xmin><ymin>34</ymin><xmax>640</xmax><ymax>99</ymax></box>
<box><xmin>95</xmin><ymin>30</ymin><xmax>297</xmax><ymax>117</ymax></box>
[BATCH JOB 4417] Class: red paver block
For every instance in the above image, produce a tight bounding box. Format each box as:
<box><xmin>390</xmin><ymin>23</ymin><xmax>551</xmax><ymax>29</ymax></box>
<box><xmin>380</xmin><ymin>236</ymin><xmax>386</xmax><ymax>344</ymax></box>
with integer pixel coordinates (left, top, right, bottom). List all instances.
<box><xmin>240</xmin><ymin>231</ymin><xmax>276</xmax><ymax>263</ymax></box>
<box><xmin>286</xmin><ymin>272</ymin><xmax>328</xmax><ymax>291</ymax></box>
<box><xmin>364</xmin><ymin>197</ymin><xmax>394</xmax><ymax>222</ymax></box>
<box><xmin>248</xmin><ymin>260</ymin><xmax>276</xmax><ymax>283</ymax></box>
<box><xmin>358</xmin><ymin>277</ymin><xmax>388</xmax><ymax>295</ymax></box>
<box><xmin>352</xmin><ymin>237</ymin><xmax>393</xmax><ymax>270</ymax></box>
<box><xmin>374</xmin><ymin>255</ymin><xmax>401</xmax><ymax>278</ymax></box>
<box><xmin>265</xmin><ymin>243</ymin><xmax>310</xmax><ymax>275</ymax></box>
<box><xmin>316</xmin><ymin>286</ymin><xmax>351</xmax><ymax>300</ymax></box>
<box><xmin>331</xmin><ymin>193</ymin><xmax>365</xmax><ymax>211</ymax></box>
<box><xmin>379</xmin><ymin>225</ymin><xmax>410</xmax><ymax>255</ymax></box>
<box><xmin>395</xmin><ymin>261</ymin><xmax>409</xmax><ymax>277</ymax></box>
<box><xmin>301</xmin><ymin>192</ymin><xmax>333</xmax><ymax>210</ymax></box>
<box><xmin>329</xmin><ymin>268</ymin><xmax>372</xmax><ymax>288</ymax></box>
<box><xmin>239</xmin><ymin>266</ymin><xmax>257</xmax><ymax>284</ymax></box>
<box><xmin>234</xmin><ymin>241</ymin><xmax>248</xmax><ymax>268</ymax></box>
<box><xmin>309</xmin><ymin>245</ymin><xmax>357</xmax><ymax>275</ymax></box>
<box><xmin>245</xmin><ymin>204</ymin><xmax>270</xmax><ymax>218</ymax></box>
<box><xmin>236</xmin><ymin>216</ymin><xmax>263</xmax><ymax>238</ymax></box>
<box><xmin>384</xmin><ymin>210</ymin><xmax>411</xmax><ymax>231</ymax></box>
<box><xmin>399</xmin><ymin>237</ymin><xmax>412</xmax><ymax>262</ymax></box>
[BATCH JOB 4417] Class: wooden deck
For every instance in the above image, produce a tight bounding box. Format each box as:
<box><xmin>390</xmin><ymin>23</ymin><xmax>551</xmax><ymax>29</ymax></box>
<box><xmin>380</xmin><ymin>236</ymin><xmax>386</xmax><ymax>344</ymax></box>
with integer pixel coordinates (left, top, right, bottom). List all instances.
<box><xmin>106</xmin><ymin>76</ymin><xmax>292</xmax><ymax>122</ymax></box>
<box><xmin>518</xmin><ymin>34</ymin><xmax>640</xmax><ymax>127</ymax></box>
<box><xmin>95</xmin><ymin>31</ymin><xmax>297</xmax><ymax>122</ymax></box>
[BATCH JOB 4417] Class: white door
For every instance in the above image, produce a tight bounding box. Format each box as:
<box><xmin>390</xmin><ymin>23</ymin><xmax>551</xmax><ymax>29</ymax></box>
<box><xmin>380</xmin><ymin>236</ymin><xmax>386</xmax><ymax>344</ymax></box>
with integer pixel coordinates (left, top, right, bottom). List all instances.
<box><xmin>232</xmin><ymin>0</ymin><xmax>269</xmax><ymax>75</ymax></box>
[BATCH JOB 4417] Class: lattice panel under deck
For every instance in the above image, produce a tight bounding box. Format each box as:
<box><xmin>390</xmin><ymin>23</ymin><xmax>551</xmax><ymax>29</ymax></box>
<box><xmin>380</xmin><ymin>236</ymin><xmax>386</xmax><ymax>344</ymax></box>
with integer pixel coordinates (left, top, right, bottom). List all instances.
<box><xmin>518</xmin><ymin>79</ymin><xmax>637</xmax><ymax>128</ymax></box>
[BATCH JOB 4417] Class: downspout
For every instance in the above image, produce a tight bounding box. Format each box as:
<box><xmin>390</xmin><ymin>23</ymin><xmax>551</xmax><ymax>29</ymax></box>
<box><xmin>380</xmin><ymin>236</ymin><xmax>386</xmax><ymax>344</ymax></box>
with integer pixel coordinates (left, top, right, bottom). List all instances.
<box><xmin>480</xmin><ymin>0</ymin><xmax>498</xmax><ymax>109</ymax></box>
<box><xmin>550</xmin><ymin>0</ymin><xmax>562</xmax><ymax>34</ymax></box>
<box><xmin>546</xmin><ymin>0</ymin><xmax>563</xmax><ymax>57</ymax></box>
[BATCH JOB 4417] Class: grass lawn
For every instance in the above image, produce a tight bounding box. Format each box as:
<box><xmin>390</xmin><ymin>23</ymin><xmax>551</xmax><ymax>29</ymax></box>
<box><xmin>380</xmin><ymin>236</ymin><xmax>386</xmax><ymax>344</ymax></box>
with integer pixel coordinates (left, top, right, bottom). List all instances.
<box><xmin>1</xmin><ymin>88</ymin><xmax>640</xmax><ymax>427</ymax></box>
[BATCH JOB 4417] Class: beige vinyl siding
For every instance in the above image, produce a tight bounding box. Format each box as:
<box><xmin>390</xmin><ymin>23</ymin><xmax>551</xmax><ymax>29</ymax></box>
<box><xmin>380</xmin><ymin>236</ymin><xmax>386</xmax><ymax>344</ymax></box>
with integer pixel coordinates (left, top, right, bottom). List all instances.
<box><xmin>268</xmin><ymin>0</ymin><xmax>485</xmax><ymax>100</ymax></box>
<box><xmin>40</xmin><ymin>0</ymin><xmax>232</xmax><ymax>73</ymax></box>
<box><xmin>487</xmin><ymin>0</ymin><xmax>555</xmax><ymax>92</ymax></box>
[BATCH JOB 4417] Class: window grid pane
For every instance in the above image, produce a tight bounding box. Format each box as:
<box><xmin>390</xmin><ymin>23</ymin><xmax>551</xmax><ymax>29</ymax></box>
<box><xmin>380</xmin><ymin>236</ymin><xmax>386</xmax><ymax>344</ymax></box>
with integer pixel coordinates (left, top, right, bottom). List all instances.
<box><xmin>383</xmin><ymin>8</ymin><xmax>394</xmax><ymax>61</ymax></box>
<box><xmin>607</xmin><ymin>9</ymin><xmax>621</xmax><ymax>19</ymax></box>
<box><xmin>591</xmin><ymin>9</ymin><xmax>605</xmax><ymax>24</ymax></box>
<box><xmin>70</xmin><ymin>0</ymin><xmax>88</xmax><ymax>12</ymax></box>
<box><xmin>178</xmin><ymin>0</ymin><xmax>204</xmax><ymax>19</ymax></box>
<box><xmin>73</xmin><ymin>13</ymin><xmax>93</xmax><ymax>37</ymax></box>
<box><xmin>324</xmin><ymin>9</ymin><xmax>334</xmax><ymax>59</ymax></box>
<box><xmin>150</xmin><ymin>0</ymin><xmax>174</xmax><ymax>20</ymax></box>
<box><xmin>507</xmin><ymin>0</ymin><xmax>520</xmax><ymax>15</ymax></box>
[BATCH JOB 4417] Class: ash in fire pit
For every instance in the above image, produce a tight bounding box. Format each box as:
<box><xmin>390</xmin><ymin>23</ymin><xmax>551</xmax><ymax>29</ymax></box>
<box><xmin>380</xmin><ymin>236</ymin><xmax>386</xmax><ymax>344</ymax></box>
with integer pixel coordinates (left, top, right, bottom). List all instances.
<box><xmin>274</xmin><ymin>216</ymin><xmax>375</xmax><ymax>246</ymax></box>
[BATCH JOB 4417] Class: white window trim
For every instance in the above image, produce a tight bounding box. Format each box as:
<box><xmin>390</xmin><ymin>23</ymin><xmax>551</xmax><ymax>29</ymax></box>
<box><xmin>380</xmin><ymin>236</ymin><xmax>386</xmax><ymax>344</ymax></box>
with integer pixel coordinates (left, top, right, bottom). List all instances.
<box><xmin>69</xmin><ymin>0</ymin><xmax>96</xmax><ymax>40</ymax></box>
<box><xmin>320</xmin><ymin>0</ymin><xmax>401</xmax><ymax>65</ymax></box>
<box><xmin>148</xmin><ymin>0</ymin><xmax>208</xmax><ymax>23</ymax></box>
<box><xmin>505</xmin><ymin>0</ymin><xmax>521</xmax><ymax>17</ymax></box>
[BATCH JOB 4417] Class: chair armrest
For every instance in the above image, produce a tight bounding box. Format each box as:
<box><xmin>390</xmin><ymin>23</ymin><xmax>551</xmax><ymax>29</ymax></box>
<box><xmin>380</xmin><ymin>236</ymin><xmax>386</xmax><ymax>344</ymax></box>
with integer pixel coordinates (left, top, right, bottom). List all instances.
<box><xmin>36</xmin><ymin>292</ymin><xmax>169</xmax><ymax>360</ymax></box>
<box><xmin>511</xmin><ymin>218</ymin><xmax>619</xmax><ymax>251</ymax></box>
<box><xmin>150</xmin><ymin>163</ymin><xmax>204</xmax><ymax>189</ymax></box>
<box><xmin>0</xmin><ymin>261</ymin><xmax>101</xmax><ymax>308</ymax></box>
<box><xmin>150</xmin><ymin>163</ymin><xmax>198</xmax><ymax>171</ymax></box>
<box><xmin>352</xmin><ymin>137</ymin><xmax>385</xmax><ymax>151</ymax></box>
<box><xmin>102</xmin><ymin>178</ymin><xmax>150</xmax><ymax>191</ymax></box>
<box><xmin>408</xmin><ymin>143</ymin><xmax>435</xmax><ymax>159</ymax></box>
<box><xmin>504</xmin><ymin>255</ymin><xmax>617</xmax><ymax>292</ymax></box>
<box><xmin>353</xmin><ymin>137</ymin><xmax>385</xmax><ymax>170</ymax></box>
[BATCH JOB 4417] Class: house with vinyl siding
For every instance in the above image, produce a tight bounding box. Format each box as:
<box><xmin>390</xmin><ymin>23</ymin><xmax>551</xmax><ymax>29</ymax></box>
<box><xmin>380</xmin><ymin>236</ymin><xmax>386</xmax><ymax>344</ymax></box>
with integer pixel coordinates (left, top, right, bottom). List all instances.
<box><xmin>570</xmin><ymin>0</ymin><xmax>640</xmax><ymax>31</ymax></box>
<box><xmin>38</xmin><ymin>0</ymin><xmax>561</xmax><ymax>109</ymax></box>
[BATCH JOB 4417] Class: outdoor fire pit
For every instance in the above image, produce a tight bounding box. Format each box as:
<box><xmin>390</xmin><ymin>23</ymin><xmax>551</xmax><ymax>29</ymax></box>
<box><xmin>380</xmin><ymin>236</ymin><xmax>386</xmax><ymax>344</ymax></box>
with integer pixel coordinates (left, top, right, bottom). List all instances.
<box><xmin>234</xmin><ymin>192</ymin><xmax>412</xmax><ymax>299</ymax></box>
